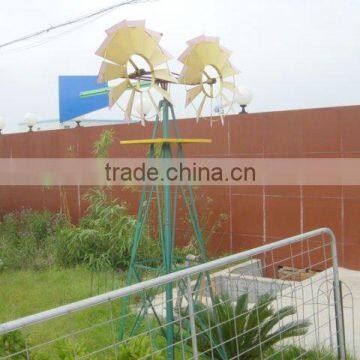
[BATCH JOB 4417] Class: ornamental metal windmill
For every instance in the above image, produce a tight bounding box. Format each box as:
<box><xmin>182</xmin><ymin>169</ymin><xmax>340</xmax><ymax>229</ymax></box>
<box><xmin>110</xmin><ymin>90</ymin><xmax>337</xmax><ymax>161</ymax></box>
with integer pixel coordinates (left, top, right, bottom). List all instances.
<box><xmin>96</xmin><ymin>20</ymin><xmax>239</xmax><ymax>359</ymax></box>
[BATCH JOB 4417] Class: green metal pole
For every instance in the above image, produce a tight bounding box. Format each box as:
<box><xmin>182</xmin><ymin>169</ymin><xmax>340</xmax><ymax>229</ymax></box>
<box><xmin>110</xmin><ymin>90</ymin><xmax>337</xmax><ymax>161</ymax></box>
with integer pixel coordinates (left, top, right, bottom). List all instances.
<box><xmin>119</xmin><ymin>118</ymin><xmax>160</xmax><ymax>339</ymax></box>
<box><xmin>162</xmin><ymin>100</ymin><xmax>175</xmax><ymax>360</ymax></box>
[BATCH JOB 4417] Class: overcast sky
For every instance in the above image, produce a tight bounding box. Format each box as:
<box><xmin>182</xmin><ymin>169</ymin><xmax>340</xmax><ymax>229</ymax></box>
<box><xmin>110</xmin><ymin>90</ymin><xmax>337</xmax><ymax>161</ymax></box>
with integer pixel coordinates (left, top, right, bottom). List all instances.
<box><xmin>0</xmin><ymin>0</ymin><xmax>359</xmax><ymax>132</ymax></box>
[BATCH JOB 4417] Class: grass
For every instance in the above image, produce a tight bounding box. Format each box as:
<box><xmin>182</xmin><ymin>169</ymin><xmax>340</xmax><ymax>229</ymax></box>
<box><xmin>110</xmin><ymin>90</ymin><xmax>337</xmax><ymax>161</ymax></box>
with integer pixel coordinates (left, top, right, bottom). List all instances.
<box><xmin>1</xmin><ymin>268</ymin><xmax>357</xmax><ymax>359</ymax></box>
<box><xmin>0</xmin><ymin>267</ymin><xmax>124</xmax><ymax>323</ymax></box>
<box><xmin>0</xmin><ymin>267</ymin><xmax>127</xmax><ymax>358</ymax></box>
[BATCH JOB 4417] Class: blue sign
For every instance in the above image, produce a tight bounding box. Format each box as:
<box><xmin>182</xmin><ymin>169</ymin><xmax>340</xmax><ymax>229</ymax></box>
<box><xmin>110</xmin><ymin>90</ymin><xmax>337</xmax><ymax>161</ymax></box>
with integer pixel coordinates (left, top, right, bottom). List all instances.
<box><xmin>58</xmin><ymin>75</ymin><xmax>108</xmax><ymax>122</ymax></box>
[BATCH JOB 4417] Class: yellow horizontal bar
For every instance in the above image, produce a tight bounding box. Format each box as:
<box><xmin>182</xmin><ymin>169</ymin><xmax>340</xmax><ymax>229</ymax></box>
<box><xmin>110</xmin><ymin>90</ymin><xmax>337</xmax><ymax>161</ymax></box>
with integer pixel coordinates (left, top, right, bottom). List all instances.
<box><xmin>120</xmin><ymin>138</ymin><xmax>212</xmax><ymax>145</ymax></box>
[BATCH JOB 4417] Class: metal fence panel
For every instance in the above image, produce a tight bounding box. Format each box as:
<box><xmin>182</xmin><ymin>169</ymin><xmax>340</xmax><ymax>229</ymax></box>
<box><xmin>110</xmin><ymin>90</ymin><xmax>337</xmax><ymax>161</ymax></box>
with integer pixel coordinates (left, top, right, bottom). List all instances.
<box><xmin>0</xmin><ymin>228</ymin><xmax>347</xmax><ymax>359</ymax></box>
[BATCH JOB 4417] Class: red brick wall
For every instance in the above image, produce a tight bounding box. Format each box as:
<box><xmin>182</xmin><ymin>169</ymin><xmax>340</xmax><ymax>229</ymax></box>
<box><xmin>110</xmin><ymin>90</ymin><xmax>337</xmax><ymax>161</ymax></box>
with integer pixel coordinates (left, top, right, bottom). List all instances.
<box><xmin>1</xmin><ymin>105</ymin><xmax>360</xmax><ymax>270</ymax></box>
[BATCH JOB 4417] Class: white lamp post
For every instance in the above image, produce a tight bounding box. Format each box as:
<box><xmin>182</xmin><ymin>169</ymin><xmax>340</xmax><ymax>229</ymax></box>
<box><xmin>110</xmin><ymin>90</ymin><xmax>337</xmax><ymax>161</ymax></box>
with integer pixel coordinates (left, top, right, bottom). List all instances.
<box><xmin>236</xmin><ymin>86</ymin><xmax>253</xmax><ymax>114</ymax></box>
<box><xmin>0</xmin><ymin>116</ymin><xmax>6</xmax><ymax>134</ymax></box>
<box><xmin>24</xmin><ymin>113</ymin><xmax>38</xmax><ymax>132</ymax></box>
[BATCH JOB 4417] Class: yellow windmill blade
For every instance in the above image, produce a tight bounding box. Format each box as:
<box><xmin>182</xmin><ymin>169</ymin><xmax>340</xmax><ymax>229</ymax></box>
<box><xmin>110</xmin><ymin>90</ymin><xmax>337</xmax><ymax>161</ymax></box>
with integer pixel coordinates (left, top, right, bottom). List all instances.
<box><xmin>153</xmin><ymin>84</ymin><xmax>173</xmax><ymax>103</ymax></box>
<box><xmin>153</xmin><ymin>69</ymin><xmax>178</xmax><ymax>83</ymax></box>
<box><xmin>98</xmin><ymin>62</ymin><xmax>127</xmax><ymax>83</ymax></box>
<box><xmin>138</xmin><ymin>92</ymin><xmax>146</xmax><ymax>126</ymax></box>
<box><xmin>147</xmin><ymin>90</ymin><xmax>160</xmax><ymax>118</ymax></box>
<box><xmin>196</xmin><ymin>94</ymin><xmax>207</xmax><ymax>122</ymax></box>
<box><xmin>125</xmin><ymin>88</ymin><xmax>136</xmax><ymax>122</ymax></box>
<box><xmin>178</xmin><ymin>49</ymin><xmax>205</xmax><ymax>73</ymax></box>
<box><xmin>96</xmin><ymin>32</ymin><xmax>133</xmax><ymax>65</ymax></box>
<box><xmin>149</xmin><ymin>46</ymin><xmax>172</xmax><ymax>67</ymax></box>
<box><xmin>129</xmin><ymin>27</ymin><xmax>159</xmax><ymax>59</ymax></box>
<box><xmin>186</xmin><ymin>85</ymin><xmax>203</xmax><ymax>107</ymax></box>
<box><xmin>220</xmin><ymin>62</ymin><xmax>240</xmax><ymax>79</ymax></box>
<box><xmin>178</xmin><ymin>65</ymin><xmax>202</xmax><ymax>85</ymax></box>
<box><xmin>109</xmin><ymin>80</ymin><xmax>130</xmax><ymax>108</ymax></box>
<box><xmin>223</xmin><ymin>81</ymin><xmax>237</xmax><ymax>92</ymax></box>
<box><xmin>105</xmin><ymin>20</ymin><xmax>146</xmax><ymax>35</ymax></box>
<box><xmin>194</xmin><ymin>42</ymin><xmax>229</xmax><ymax>71</ymax></box>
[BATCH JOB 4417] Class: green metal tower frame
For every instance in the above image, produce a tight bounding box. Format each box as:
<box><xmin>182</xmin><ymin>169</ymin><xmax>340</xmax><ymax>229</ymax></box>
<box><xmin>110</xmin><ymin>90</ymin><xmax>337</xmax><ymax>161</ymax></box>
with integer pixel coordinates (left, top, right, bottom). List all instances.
<box><xmin>118</xmin><ymin>98</ymin><xmax>212</xmax><ymax>359</ymax></box>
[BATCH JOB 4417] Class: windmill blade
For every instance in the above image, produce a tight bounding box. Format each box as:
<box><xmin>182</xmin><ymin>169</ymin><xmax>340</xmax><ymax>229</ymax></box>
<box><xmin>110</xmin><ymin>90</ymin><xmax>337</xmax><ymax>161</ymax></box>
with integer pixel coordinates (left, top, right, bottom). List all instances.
<box><xmin>194</xmin><ymin>42</ymin><xmax>229</xmax><ymax>70</ymax></box>
<box><xmin>153</xmin><ymin>68</ymin><xmax>178</xmax><ymax>83</ymax></box>
<box><xmin>106</xmin><ymin>20</ymin><xmax>145</xmax><ymax>35</ymax></box>
<box><xmin>178</xmin><ymin>66</ymin><xmax>202</xmax><ymax>85</ymax></box>
<box><xmin>210</xmin><ymin>84</ymin><xmax>214</xmax><ymax>98</ymax></box>
<box><xmin>186</xmin><ymin>85</ymin><xmax>202</xmax><ymax>107</ymax></box>
<box><xmin>196</xmin><ymin>94</ymin><xmax>206</xmax><ymax>122</ymax></box>
<box><xmin>139</xmin><ymin>92</ymin><xmax>145</xmax><ymax>126</ymax></box>
<box><xmin>129</xmin><ymin>26</ymin><xmax>158</xmax><ymax>59</ymax></box>
<box><xmin>186</xmin><ymin>35</ymin><xmax>219</xmax><ymax>46</ymax></box>
<box><xmin>223</xmin><ymin>81</ymin><xmax>237</xmax><ymax>92</ymax></box>
<box><xmin>221</xmin><ymin>92</ymin><xmax>234</xmax><ymax>110</ymax></box>
<box><xmin>153</xmin><ymin>84</ymin><xmax>173</xmax><ymax>103</ymax></box>
<box><xmin>109</xmin><ymin>80</ymin><xmax>130</xmax><ymax>108</ymax></box>
<box><xmin>149</xmin><ymin>47</ymin><xmax>172</xmax><ymax>67</ymax></box>
<box><xmin>220</xmin><ymin>113</ymin><xmax>225</xmax><ymax>126</ymax></box>
<box><xmin>220</xmin><ymin>62</ymin><xmax>239</xmax><ymax>79</ymax></box>
<box><xmin>98</xmin><ymin>61</ymin><xmax>127</xmax><ymax>83</ymax></box>
<box><xmin>147</xmin><ymin>90</ymin><xmax>160</xmax><ymax>117</ymax></box>
<box><xmin>181</xmin><ymin>50</ymin><xmax>205</xmax><ymax>71</ymax></box>
<box><xmin>96</xmin><ymin>32</ymin><xmax>133</xmax><ymax>65</ymax></box>
<box><xmin>125</xmin><ymin>88</ymin><xmax>136</xmax><ymax>122</ymax></box>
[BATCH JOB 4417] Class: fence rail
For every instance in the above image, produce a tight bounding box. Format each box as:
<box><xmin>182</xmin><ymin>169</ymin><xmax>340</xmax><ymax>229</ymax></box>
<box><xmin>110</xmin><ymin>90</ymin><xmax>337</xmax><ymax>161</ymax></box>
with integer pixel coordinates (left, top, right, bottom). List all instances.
<box><xmin>0</xmin><ymin>228</ymin><xmax>347</xmax><ymax>359</ymax></box>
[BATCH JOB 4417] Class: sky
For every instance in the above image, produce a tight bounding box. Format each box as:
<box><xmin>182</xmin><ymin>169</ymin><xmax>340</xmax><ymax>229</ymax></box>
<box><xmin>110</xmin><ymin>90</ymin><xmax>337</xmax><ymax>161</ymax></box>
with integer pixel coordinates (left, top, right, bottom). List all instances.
<box><xmin>0</xmin><ymin>0</ymin><xmax>359</xmax><ymax>132</ymax></box>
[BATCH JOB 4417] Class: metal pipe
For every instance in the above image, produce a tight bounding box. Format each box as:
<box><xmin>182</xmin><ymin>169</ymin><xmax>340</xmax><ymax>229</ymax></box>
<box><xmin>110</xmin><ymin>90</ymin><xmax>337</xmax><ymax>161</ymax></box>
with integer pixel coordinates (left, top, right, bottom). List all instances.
<box><xmin>0</xmin><ymin>227</ymin><xmax>338</xmax><ymax>335</ymax></box>
<box><xmin>329</xmin><ymin>230</ymin><xmax>347</xmax><ymax>359</ymax></box>
<box><xmin>162</xmin><ymin>100</ymin><xmax>175</xmax><ymax>360</ymax></box>
<box><xmin>186</xmin><ymin>255</ymin><xmax>199</xmax><ymax>360</ymax></box>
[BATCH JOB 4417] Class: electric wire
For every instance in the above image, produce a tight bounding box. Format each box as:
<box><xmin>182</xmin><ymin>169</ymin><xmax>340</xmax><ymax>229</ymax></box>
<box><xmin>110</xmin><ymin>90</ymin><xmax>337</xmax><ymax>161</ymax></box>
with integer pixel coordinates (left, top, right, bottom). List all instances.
<box><xmin>0</xmin><ymin>0</ymin><xmax>154</xmax><ymax>52</ymax></box>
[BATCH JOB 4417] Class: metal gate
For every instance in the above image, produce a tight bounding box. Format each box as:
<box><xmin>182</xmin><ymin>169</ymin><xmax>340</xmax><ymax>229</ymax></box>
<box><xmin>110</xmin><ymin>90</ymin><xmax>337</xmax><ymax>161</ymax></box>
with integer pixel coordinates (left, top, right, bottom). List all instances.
<box><xmin>0</xmin><ymin>228</ymin><xmax>348</xmax><ymax>359</ymax></box>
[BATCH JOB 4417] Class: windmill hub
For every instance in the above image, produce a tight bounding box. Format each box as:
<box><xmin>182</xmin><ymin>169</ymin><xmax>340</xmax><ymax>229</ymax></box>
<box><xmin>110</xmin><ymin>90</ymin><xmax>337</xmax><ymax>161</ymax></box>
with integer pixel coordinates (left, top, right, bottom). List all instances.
<box><xmin>205</xmin><ymin>77</ymin><xmax>217</xmax><ymax>84</ymax></box>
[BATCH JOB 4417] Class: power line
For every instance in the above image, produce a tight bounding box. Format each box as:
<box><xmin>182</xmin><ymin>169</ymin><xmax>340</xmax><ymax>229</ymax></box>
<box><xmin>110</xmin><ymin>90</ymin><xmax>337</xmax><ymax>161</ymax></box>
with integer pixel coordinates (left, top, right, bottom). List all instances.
<box><xmin>2</xmin><ymin>11</ymin><xmax>109</xmax><ymax>54</ymax></box>
<box><xmin>0</xmin><ymin>0</ymin><xmax>152</xmax><ymax>50</ymax></box>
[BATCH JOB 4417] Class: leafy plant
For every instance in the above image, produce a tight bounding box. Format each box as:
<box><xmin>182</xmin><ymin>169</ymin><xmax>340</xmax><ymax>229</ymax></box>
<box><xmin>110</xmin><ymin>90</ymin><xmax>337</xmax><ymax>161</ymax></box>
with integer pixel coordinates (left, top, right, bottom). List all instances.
<box><xmin>178</xmin><ymin>293</ymin><xmax>309</xmax><ymax>360</ymax></box>
<box><xmin>267</xmin><ymin>345</ymin><xmax>357</xmax><ymax>360</ymax></box>
<box><xmin>0</xmin><ymin>210</ymin><xmax>69</xmax><ymax>270</ymax></box>
<box><xmin>118</xmin><ymin>336</ymin><xmax>165</xmax><ymax>359</ymax></box>
<box><xmin>56</xmin><ymin>188</ymin><xmax>158</xmax><ymax>270</ymax></box>
<box><xmin>93</xmin><ymin>129</ymin><xmax>115</xmax><ymax>158</ymax></box>
<box><xmin>0</xmin><ymin>330</ymin><xmax>27</xmax><ymax>359</ymax></box>
<box><xmin>176</xmin><ymin>194</ymin><xmax>229</xmax><ymax>259</ymax></box>
<box><xmin>53</xmin><ymin>339</ymin><xmax>87</xmax><ymax>360</ymax></box>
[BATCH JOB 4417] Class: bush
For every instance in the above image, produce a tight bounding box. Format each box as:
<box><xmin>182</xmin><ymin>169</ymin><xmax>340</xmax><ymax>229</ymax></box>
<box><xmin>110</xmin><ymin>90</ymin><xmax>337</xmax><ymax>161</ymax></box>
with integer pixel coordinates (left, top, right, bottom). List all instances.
<box><xmin>0</xmin><ymin>209</ymin><xmax>68</xmax><ymax>270</ymax></box>
<box><xmin>0</xmin><ymin>187</ymin><xmax>161</xmax><ymax>271</ymax></box>
<box><xmin>0</xmin><ymin>330</ymin><xmax>27</xmax><ymax>359</ymax></box>
<box><xmin>56</xmin><ymin>188</ymin><xmax>159</xmax><ymax>270</ymax></box>
<box><xmin>118</xmin><ymin>336</ymin><xmax>166</xmax><ymax>359</ymax></box>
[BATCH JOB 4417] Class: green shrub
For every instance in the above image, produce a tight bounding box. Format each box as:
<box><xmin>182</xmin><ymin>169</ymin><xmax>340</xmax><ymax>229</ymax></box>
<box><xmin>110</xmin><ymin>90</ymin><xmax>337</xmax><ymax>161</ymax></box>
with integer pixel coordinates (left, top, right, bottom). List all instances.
<box><xmin>0</xmin><ymin>210</ymin><xmax>68</xmax><ymax>270</ymax></box>
<box><xmin>32</xmin><ymin>339</ymin><xmax>87</xmax><ymax>360</ymax></box>
<box><xmin>56</xmin><ymin>188</ymin><xmax>159</xmax><ymax>270</ymax></box>
<box><xmin>0</xmin><ymin>189</ymin><xmax>160</xmax><ymax>271</ymax></box>
<box><xmin>118</xmin><ymin>336</ymin><xmax>166</xmax><ymax>359</ymax></box>
<box><xmin>0</xmin><ymin>330</ymin><xmax>27</xmax><ymax>359</ymax></box>
<box><xmin>267</xmin><ymin>345</ymin><xmax>357</xmax><ymax>360</ymax></box>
